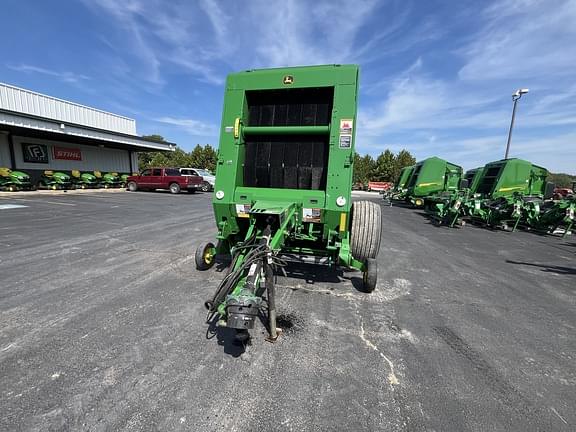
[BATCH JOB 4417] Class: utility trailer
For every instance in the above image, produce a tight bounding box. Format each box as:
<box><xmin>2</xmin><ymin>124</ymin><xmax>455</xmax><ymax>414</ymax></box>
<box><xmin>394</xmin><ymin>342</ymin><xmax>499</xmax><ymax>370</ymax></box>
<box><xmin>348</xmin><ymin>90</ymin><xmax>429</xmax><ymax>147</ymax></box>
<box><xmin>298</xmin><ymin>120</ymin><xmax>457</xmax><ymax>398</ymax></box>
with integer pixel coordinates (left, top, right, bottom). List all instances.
<box><xmin>195</xmin><ymin>65</ymin><xmax>382</xmax><ymax>343</ymax></box>
<box><xmin>405</xmin><ymin>157</ymin><xmax>463</xmax><ymax>207</ymax></box>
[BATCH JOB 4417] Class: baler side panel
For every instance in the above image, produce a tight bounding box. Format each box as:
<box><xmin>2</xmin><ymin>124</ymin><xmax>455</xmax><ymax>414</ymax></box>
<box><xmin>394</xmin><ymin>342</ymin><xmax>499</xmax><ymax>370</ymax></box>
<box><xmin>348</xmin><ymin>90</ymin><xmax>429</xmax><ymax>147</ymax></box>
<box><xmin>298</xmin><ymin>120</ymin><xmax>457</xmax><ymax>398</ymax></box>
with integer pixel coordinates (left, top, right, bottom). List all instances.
<box><xmin>324</xmin><ymin>82</ymin><xmax>358</xmax><ymax>234</ymax></box>
<box><xmin>212</xmin><ymin>88</ymin><xmax>247</xmax><ymax>239</ymax></box>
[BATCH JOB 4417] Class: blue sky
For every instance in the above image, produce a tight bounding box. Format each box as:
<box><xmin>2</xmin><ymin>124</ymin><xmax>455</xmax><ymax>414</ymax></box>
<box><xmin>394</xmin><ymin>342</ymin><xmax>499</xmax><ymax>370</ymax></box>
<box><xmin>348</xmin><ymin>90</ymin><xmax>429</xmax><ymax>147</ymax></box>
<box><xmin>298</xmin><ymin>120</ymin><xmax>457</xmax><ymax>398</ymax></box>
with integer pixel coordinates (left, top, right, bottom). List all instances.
<box><xmin>2</xmin><ymin>0</ymin><xmax>575</xmax><ymax>173</ymax></box>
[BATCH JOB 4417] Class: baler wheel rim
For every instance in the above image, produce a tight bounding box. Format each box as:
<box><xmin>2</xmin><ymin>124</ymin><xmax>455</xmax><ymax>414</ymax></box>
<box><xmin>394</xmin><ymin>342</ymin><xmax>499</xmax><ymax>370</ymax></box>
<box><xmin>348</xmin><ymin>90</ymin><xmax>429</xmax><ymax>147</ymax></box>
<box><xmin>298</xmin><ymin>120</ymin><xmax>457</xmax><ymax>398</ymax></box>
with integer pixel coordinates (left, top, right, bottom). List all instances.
<box><xmin>196</xmin><ymin>241</ymin><xmax>216</xmax><ymax>270</ymax></box>
<box><xmin>203</xmin><ymin>249</ymin><xmax>214</xmax><ymax>265</ymax></box>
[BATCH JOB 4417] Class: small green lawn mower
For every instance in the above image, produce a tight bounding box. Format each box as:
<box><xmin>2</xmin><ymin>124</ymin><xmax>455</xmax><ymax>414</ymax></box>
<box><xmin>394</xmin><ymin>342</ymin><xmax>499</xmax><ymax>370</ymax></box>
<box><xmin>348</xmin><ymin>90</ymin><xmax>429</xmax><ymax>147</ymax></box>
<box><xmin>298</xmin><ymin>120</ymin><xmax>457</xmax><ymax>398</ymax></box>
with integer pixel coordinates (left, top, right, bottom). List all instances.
<box><xmin>70</xmin><ymin>170</ymin><xmax>99</xmax><ymax>189</ymax></box>
<box><xmin>119</xmin><ymin>173</ymin><xmax>131</xmax><ymax>188</ymax></box>
<box><xmin>37</xmin><ymin>170</ymin><xmax>72</xmax><ymax>190</ymax></box>
<box><xmin>94</xmin><ymin>171</ymin><xmax>122</xmax><ymax>188</ymax></box>
<box><xmin>195</xmin><ymin>65</ymin><xmax>382</xmax><ymax>344</ymax></box>
<box><xmin>0</xmin><ymin>167</ymin><xmax>35</xmax><ymax>191</ymax></box>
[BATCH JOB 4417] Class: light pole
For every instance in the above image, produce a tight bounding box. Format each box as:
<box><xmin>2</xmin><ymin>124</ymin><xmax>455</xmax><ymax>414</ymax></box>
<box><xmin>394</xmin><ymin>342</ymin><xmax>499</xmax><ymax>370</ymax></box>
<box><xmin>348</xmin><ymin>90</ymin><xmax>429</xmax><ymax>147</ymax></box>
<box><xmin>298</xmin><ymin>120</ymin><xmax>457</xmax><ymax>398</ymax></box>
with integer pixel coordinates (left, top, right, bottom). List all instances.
<box><xmin>504</xmin><ymin>88</ymin><xmax>529</xmax><ymax>159</ymax></box>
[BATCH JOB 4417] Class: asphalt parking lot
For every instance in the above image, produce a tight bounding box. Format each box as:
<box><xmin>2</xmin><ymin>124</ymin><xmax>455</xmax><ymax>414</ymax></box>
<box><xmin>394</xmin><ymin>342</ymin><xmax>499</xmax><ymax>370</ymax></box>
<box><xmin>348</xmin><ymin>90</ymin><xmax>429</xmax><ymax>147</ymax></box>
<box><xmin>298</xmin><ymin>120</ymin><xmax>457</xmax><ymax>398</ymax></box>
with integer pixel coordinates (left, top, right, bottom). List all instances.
<box><xmin>0</xmin><ymin>190</ymin><xmax>574</xmax><ymax>431</ymax></box>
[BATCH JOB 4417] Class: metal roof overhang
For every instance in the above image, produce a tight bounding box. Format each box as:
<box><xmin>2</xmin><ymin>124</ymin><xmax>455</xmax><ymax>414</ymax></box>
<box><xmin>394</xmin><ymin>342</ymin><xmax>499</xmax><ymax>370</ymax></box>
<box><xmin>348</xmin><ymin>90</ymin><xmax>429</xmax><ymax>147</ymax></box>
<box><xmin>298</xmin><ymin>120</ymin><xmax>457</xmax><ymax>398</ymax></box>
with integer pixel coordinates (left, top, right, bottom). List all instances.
<box><xmin>0</xmin><ymin>110</ymin><xmax>175</xmax><ymax>152</ymax></box>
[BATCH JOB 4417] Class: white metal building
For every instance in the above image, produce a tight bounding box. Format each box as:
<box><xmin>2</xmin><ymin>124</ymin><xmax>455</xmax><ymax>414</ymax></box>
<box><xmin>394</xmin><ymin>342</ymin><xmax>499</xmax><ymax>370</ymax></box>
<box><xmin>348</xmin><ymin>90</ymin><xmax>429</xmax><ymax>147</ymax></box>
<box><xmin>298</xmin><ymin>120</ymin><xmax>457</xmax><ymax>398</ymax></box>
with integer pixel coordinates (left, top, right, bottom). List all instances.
<box><xmin>0</xmin><ymin>83</ymin><xmax>173</xmax><ymax>181</ymax></box>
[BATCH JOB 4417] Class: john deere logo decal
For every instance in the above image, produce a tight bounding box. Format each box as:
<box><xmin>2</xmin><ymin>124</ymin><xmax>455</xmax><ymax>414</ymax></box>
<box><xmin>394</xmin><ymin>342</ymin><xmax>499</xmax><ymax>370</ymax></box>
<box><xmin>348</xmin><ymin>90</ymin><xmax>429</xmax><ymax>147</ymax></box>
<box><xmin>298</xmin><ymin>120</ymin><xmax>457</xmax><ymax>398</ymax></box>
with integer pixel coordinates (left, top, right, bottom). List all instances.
<box><xmin>283</xmin><ymin>75</ymin><xmax>294</xmax><ymax>85</ymax></box>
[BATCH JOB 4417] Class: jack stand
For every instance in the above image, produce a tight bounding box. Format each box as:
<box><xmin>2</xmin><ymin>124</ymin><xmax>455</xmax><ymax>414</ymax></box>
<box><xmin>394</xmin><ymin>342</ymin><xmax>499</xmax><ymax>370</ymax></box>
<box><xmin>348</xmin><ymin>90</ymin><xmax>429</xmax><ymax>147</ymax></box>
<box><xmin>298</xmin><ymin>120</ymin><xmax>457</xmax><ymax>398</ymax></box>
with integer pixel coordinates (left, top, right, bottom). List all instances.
<box><xmin>264</xmin><ymin>261</ymin><xmax>282</xmax><ymax>343</ymax></box>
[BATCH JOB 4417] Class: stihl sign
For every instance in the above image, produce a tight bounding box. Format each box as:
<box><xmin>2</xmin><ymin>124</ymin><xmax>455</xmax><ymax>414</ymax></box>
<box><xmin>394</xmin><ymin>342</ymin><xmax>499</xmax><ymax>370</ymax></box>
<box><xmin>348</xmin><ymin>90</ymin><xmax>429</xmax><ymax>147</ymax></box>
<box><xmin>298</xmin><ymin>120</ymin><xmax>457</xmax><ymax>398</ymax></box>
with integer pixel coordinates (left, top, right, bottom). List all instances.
<box><xmin>52</xmin><ymin>146</ymin><xmax>82</xmax><ymax>161</ymax></box>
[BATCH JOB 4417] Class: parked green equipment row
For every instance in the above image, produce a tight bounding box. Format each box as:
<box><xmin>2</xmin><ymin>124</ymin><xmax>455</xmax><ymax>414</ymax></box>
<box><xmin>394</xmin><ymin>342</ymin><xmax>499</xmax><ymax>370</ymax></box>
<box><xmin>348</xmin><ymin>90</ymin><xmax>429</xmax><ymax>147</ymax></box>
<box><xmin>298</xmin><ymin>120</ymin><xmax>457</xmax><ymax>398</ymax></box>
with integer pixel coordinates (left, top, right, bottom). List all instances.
<box><xmin>423</xmin><ymin>158</ymin><xmax>573</xmax><ymax>237</ymax></box>
<box><xmin>0</xmin><ymin>167</ymin><xmax>131</xmax><ymax>191</ymax></box>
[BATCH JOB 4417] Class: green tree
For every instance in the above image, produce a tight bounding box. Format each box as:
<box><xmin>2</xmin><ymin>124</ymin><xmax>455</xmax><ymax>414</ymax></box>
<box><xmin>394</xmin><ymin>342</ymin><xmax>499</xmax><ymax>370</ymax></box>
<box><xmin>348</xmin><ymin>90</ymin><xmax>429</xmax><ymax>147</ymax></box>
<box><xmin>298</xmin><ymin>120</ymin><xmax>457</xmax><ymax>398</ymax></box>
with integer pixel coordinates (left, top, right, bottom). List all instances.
<box><xmin>373</xmin><ymin>150</ymin><xmax>396</xmax><ymax>181</ymax></box>
<box><xmin>147</xmin><ymin>152</ymin><xmax>171</xmax><ymax>167</ymax></box>
<box><xmin>139</xmin><ymin>135</ymin><xmax>168</xmax><ymax>170</ymax></box>
<box><xmin>137</xmin><ymin>135</ymin><xmax>218</xmax><ymax>172</ymax></box>
<box><xmin>548</xmin><ymin>172</ymin><xmax>576</xmax><ymax>188</ymax></box>
<box><xmin>392</xmin><ymin>149</ymin><xmax>416</xmax><ymax>182</ymax></box>
<box><xmin>189</xmin><ymin>144</ymin><xmax>205</xmax><ymax>168</ymax></box>
<box><xmin>353</xmin><ymin>153</ymin><xmax>376</xmax><ymax>185</ymax></box>
<box><xmin>141</xmin><ymin>134</ymin><xmax>167</xmax><ymax>143</ymax></box>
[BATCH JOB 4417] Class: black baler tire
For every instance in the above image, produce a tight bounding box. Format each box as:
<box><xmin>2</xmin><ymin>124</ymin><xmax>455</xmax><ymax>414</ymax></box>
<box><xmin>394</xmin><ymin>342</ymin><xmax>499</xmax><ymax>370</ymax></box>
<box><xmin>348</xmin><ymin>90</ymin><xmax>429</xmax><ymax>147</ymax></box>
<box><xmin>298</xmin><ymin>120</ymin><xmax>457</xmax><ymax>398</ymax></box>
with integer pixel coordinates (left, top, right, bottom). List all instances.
<box><xmin>363</xmin><ymin>258</ymin><xmax>378</xmax><ymax>292</ymax></box>
<box><xmin>127</xmin><ymin>182</ymin><xmax>138</xmax><ymax>192</ymax></box>
<box><xmin>350</xmin><ymin>200</ymin><xmax>382</xmax><ymax>261</ymax></box>
<box><xmin>195</xmin><ymin>241</ymin><xmax>216</xmax><ymax>270</ymax></box>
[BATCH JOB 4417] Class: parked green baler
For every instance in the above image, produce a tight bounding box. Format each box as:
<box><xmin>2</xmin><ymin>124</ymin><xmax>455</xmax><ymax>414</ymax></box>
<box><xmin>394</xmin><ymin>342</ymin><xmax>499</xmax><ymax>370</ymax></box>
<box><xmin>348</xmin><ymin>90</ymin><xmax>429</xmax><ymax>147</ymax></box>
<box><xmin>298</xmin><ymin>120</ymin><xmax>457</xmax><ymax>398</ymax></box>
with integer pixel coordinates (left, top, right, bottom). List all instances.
<box><xmin>475</xmin><ymin>158</ymin><xmax>547</xmax><ymax>199</ymax></box>
<box><xmin>405</xmin><ymin>157</ymin><xmax>463</xmax><ymax>206</ymax></box>
<box><xmin>464</xmin><ymin>167</ymin><xmax>486</xmax><ymax>194</ymax></box>
<box><xmin>384</xmin><ymin>165</ymin><xmax>414</xmax><ymax>201</ymax></box>
<box><xmin>424</xmin><ymin>166</ymin><xmax>486</xmax><ymax>227</ymax></box>
<box><xmin>195</xmin><ymin>65</ymin><xmax>382</xmax><ymax>342</ymax></box>
<box><xmin>465</xmin><ymin>158</ymin><xmax>550</xmax><ymax>230</ymax></box>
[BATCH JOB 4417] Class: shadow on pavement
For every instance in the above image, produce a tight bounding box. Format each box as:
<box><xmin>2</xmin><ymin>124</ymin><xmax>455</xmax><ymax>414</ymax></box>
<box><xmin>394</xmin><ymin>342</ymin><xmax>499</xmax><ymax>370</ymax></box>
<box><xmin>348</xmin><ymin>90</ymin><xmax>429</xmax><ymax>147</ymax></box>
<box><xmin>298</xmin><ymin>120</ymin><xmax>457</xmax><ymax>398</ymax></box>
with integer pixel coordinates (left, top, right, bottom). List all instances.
<box><xmin>206</xmin><ymin>315</ymin><xmax>247</xmax><ymax>357</ymax></box>
<box><xmin>279</xmin><ymin>261</ymin><xmax>343</xmax><ymax>284</ymax></box>
<box><xmin>506</xmin><ymin>260</ymin><xmax>576</xmax><ymax>275</ymax></box>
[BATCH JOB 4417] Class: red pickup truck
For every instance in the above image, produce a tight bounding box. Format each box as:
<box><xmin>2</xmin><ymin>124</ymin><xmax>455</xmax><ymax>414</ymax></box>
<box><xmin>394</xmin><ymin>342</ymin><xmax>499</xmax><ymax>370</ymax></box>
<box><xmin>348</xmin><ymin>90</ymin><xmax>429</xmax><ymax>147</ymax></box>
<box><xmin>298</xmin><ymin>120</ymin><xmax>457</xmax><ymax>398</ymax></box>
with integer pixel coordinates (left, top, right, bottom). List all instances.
<box><xmin>126</xmin><ymin>167</ymin><xmax>203</xmax><ymax>194</ymax></box>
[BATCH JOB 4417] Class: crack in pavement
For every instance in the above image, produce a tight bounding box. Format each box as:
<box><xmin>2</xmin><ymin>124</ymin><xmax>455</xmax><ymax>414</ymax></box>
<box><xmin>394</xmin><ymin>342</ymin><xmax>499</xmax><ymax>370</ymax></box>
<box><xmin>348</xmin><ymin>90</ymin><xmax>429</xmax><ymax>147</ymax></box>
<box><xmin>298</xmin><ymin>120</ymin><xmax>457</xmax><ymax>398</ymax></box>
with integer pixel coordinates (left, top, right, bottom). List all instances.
<box><xmin>278</xmin><ymin>281</ymin><xmax>401</xmax><ymax>387</ymax></box>
<box><xmin>354</xmin><ymin>301</ymin><xmax>400</xmax><ymax>387</ymax></box>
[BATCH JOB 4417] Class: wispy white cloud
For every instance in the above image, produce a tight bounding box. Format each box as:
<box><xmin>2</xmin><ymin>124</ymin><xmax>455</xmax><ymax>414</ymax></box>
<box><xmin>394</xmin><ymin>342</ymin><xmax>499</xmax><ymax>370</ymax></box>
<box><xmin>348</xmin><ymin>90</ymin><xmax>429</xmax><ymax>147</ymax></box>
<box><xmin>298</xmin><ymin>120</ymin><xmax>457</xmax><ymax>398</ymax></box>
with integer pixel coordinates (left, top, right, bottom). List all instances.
<box><xmin>76</xmin><ymin>0</ymin><xmax>574</xmax><ymax>173</ymax></box>
<box><xmin>80</xmin><ymin>0</ymin><xmax>163</xmax><ymax>85</ymax></box>
<box><xmin>155</xmin><ymin>117</ymin><xmax>218</xmax><ymax>136</ymax></box>
<box><xmin>7</xmin><ymin>64</ymin><xmax>90</xmax><ymax>84</ymax></box>
<box><xmin>359</xmin><ymin>59</ymin><xmax>507</xmax><ymax>137</ymax></box>
<box><xmin>459</xmin><ymin>0</ymin><xmax>576</xmax><ymax>81</ymax></box>
<box><xmin>81</xmin><ymin>0</ymin><xmax>398</xmax><ymax>85</ymax></box>
<box><xmin>198</xmin><ymin>0</ymin><xmax>229</xmax><ymax>46</ymax></box>
<box><xmin>357</xmin><ymin>0</ymin><xmax>576</xmax><ymax>174</ymax></box>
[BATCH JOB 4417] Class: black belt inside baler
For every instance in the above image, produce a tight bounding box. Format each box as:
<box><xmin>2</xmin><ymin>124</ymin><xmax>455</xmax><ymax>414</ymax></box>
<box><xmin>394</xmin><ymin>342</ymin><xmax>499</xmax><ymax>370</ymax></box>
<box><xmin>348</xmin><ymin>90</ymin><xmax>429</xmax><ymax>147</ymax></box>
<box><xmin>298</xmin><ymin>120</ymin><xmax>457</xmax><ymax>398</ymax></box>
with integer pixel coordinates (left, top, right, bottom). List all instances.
<box><xmin>243</xmin><ymin>134</ymin><xmax>328</xmax><ymax>190</ymax></box>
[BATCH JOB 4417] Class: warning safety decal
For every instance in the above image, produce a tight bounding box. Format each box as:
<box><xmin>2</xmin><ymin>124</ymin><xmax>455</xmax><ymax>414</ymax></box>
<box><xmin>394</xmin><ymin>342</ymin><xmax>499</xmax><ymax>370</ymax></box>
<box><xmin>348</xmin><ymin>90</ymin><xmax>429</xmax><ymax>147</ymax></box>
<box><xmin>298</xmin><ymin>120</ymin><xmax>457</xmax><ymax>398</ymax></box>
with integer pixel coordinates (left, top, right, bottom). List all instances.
<box><xmin>339</xmin><ymin>119</ymin><xmax>353</xmax><ymax>134</ymax></box>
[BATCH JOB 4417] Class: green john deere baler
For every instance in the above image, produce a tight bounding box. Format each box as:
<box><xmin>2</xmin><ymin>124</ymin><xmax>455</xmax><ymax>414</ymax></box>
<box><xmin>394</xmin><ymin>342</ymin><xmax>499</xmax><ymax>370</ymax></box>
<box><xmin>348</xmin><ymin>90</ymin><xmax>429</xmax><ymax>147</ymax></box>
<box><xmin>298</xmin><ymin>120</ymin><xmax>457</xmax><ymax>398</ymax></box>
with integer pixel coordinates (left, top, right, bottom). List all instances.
<box><xmin>195</xmin><ymin>65</ymin><xmax>382</xmax><ymax>342</ymax></box>
<box><xmin>405</xmin><ymin>156</ymin><xmax>463</xmax><ymax>207</ymax></box>
<box><xmin>465</xmin><ymin>158</ymin><xmax>551</xmax><ymax>230</ymax></box>
<box><xmin>424</xmin><ymin>166</ymin><xmax>486</xmax><ymax>227</ymax></box>
<box><xmin>464</xmin><ymin>167</ymin><xmax>486</xmax><ymax>194</ymax></box>
<box><xmin>384</xmin><ymin>165</ymin><xmax>414</xmax><ymax>201</ymax></box>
